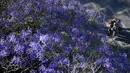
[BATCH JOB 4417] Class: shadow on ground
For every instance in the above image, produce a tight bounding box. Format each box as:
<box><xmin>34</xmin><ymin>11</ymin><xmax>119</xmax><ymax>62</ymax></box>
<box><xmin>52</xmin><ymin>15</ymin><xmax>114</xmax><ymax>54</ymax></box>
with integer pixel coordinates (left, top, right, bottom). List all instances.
<box><xmin>116</xmin><ymin>28</ymin><xmax>130</xmax><ymax>44</ymax></box>
<box><xmin>80</xmin><ymin>0</ymin><xmax>130</xmax><ymax>21</ymax></box>
<box><xmin>80</xmin><ymin>0</ymin><xmax>130</xmax><ymax>58</ymax></box>
<box><xmin>80</xmin><ymin>0</ymin><xmax>130</xmax><ymax>14</ymax></box>
<box><xmin>94</xmin><ymin>23</ymin><xmax>130</xmax><ymax>45</ymax></box>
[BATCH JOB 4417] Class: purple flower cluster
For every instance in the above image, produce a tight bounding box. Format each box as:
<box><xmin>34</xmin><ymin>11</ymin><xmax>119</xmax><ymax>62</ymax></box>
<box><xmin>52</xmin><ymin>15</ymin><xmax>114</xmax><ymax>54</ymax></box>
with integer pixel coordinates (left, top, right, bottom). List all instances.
<box><xmin>0</xmin><ymin>0</ymin><xmax>129</xmax><ymax>73</ymax></box>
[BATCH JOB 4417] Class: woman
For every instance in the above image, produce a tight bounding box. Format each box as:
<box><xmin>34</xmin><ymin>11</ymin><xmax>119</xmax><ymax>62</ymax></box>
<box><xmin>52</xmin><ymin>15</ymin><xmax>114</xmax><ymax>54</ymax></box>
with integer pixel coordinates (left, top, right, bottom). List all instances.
<box><xmin>108</xmin><ymin>19</ymin><xmax>117</xmax><ymax>37</ymax></box>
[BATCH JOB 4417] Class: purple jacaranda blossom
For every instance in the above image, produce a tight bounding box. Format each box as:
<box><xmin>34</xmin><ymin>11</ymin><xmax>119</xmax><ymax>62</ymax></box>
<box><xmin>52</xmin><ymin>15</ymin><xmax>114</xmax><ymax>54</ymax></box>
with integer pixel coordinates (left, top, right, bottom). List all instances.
<box><xmin>62</xmin><ymin>58</ymin><xmax>70</xmax><ymax>65</ymax></box>
<box><xmin>24</xmin><ymin>3</ymin><xmax>32</xmax><ymax>14</ymax></box>
<box><xmin>97</xmin><ymin>44</ymin><xmax>110</xmax><ymax>52</ymax></box>
<box><xmin>104</xmin><ymin>62</ymin><xmax>112</xmax><ymax>68</ymax></box>
<box><xmin>33</xmin><ymin>1</ymin><xmax>44</xmax><ymax>12</ymax></box>
<box><xmin>38</xmin><ymin>65</ymin><xmax>46</xmax><ymax>73</ymax></box>
<box><xmin>8</xmin><ymin>17</ymin><xmax>16</xmax><ymax>22</ymax></box>
<box><xmin>122</xmin><ymin>53</ymin><xmax>127</xmax><ymax>58</ymax></box>
<box><xmin>49</xmin><ymin>62</ymin><xmax>57</xmax><ymax>69</ymax></box>
<box><xmin>30</xmin><ymin>69</ymin><xmax>36</xmax><ymax>73</ymax></box>
<box><xmin>39</xmin><ymin>34</ymin><xmax>50</xmax><ymax>43</ymax></box>
<box><xmin>45</xmin><ymin>0</ymin><xmax>53</xmax><ymax>5</ymax></box>
<box><xmin>0</xmin><ymin>50</ymin><xmax>8</xmax><ymax>57</ymax></box>
<box><xmin>0</xmin><ymin>39</ymin><xmax>5</xmax><ymax>45</ymax></box>
<box><xmin>26</xmin><ymin>48</ymin><xmax>37</xmax><ymax>60</ymax></box>
<box><xmin>10</xmin><ymin>11</ymin><xmax>17</xmax><ymax>17</ymax></box>
<box><xmin>56</xmin><ymin>70</ymin><xmax>63</xmax><ymax>73</ymax></box>
<box><xmin>11</xmin><ymin>56</ymin><xmax>21</xmax><ymax>65</ymax></box>
<box><xmin>71</xmin><ymin>28</ymin><xmax>79</xmax><ymax>36</ymax></box>
<box><xmin>64</xmin><ymin>47</ymin><xmax>71</xmax><ymax>54</ymax></box>
<box><xmin>14</xmin><ymin>44</ymin><xmax>25</xmax><ymax>54</ymax></box>
<box><xmin>68</xmin><ymin>0</ymin><xmax>80</xmax><ymax>10</ymax></box>
<box><xmin>78</xmin><ymin>55</ymin><xmax>85</xmax><ymax>62</ymax></box>
<box><xmin>32</xmin><ymin>34</ymin><xmax>40</xmax><ymax>43</ymax></box>
<box><xmin>20</xmin><ymin>30</ymin><xmax>30</xmax><ymax>39</ymax></box>
<box><xmin>7</xmin><ymin>33</ymin><xmax>16</xmax><ymax>43</ymax></box>
<box><xmin>53</xmin><ymin>0</ymin><xmax>59</xmax><ymax>4</ymax></box>
<box><xmin>45</xmin><ymin>68</ymin><xmax>56</xmax><ymax>73</ymax></box>
<box><xmin>57</xmin><ymin>7</ymin><xmax>66</xmax><ymax>14</ymax></box>
<box><xmin>29</xmin><ymin>42</ymin><xmax>41</xmax><ymax>50</ymax></box>
<box><xmin>0</xmin><ymin>20</ymin><xmax>9</xmax><ymax>26</ymax></box>
<box><xmin>52</xmin><ymin>33</ymin><xmax>62</xmax><ymax>43</ymax></box>
<box><xmin>36</xmin><ymin>50</ymin><xmax>48</xmax><ymax>63</ymax></box>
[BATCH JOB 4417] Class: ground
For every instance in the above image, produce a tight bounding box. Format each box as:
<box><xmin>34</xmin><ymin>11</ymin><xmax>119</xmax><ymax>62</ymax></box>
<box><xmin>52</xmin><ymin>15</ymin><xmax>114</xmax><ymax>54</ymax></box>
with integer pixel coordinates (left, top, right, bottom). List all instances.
<box><xmin>81</xmin><ymin>0</ymin><xmax>130</xmax><ymax>49</ymax></box>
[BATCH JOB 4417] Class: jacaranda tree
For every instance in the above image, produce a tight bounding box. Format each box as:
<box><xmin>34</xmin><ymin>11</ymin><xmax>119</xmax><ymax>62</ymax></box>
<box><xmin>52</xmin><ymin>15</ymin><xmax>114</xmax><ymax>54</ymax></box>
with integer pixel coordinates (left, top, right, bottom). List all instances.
<box><xmin>0</xmin><ymin>0</ymin><xmax>130</xmax><ymax>73</ymax></box>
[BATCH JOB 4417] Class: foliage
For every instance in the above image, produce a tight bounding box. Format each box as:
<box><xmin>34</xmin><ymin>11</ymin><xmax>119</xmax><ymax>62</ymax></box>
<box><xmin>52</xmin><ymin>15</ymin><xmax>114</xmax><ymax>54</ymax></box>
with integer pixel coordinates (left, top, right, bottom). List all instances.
<box><xmin>0</xmin><ymin>0</ymin><xmax>130</xmax><ymax>73</ymax></box>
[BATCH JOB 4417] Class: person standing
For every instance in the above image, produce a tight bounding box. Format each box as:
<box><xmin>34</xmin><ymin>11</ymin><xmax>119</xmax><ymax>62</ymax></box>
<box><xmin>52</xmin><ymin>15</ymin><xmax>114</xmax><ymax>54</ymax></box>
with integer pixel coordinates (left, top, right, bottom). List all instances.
<box><xmin>108</xmin><ymin>19</ymin><xmax>116</xmax><ymax>36</ymax></box>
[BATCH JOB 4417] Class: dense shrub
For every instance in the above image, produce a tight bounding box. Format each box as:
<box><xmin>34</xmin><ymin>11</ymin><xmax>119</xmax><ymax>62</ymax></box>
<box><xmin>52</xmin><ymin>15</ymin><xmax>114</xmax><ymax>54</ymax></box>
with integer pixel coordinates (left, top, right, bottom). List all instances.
<box><xmin>0</xmin><ymin>0</ymin><xmax>130</xmax><ymax>73</ymax></box>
